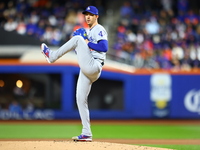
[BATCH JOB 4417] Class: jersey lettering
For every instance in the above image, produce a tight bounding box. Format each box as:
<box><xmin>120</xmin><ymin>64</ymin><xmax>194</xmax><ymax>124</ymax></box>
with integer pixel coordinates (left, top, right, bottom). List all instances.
<box><xmin>88</xmin><ymin>37</ymin><xmax>94</xmax><ymax>42</ymax></box>
<box><xmin>98</xmin><ymin>31</ymin><xmax>103</xmax><ymax>37</ymax></box>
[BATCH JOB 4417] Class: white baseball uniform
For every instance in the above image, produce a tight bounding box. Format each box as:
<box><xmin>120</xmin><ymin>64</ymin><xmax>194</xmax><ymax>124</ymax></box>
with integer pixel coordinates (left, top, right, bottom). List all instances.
<box><xmin>48</xmin><ymin>24</ymin><xmax>108</xmax><ymax>136</ymax></box>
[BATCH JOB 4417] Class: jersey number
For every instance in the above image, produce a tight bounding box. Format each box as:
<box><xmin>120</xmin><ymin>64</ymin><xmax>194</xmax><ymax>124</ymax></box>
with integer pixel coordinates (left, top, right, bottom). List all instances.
<box><xmin>98</xmin><ymin>31</ymin><xmax>103</xmax><ymax>37</ymax></box>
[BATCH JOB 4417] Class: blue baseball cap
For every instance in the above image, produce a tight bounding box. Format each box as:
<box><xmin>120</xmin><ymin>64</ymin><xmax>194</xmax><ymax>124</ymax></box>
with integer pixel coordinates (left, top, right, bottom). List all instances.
<box><xmin>82</xmin><ymin>6</ymin><xmax>98</xmax><ymax>15</ymax></box>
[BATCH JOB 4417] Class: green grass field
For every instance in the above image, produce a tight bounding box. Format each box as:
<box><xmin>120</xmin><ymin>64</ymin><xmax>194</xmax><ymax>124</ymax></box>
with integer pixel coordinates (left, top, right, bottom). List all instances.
<box><xmin>0</xmin><ymin>123</ymin><xmax>200</xmax><ymax>150</ymax></box>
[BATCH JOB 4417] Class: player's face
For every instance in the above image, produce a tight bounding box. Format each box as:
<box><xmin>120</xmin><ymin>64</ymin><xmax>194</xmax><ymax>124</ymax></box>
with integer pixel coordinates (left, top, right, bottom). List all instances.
<box><xmin>84</xmin><ymin>12</ymin><xmax>98</xmax><ymax>27</ymax></box>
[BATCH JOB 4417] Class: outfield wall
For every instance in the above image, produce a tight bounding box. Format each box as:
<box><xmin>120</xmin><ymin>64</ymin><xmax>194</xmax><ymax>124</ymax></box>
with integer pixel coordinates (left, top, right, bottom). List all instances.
<box><xmin>0</xmin><ymin>64</ymin><xmax>200</xmax><ymax>120</ymax></box>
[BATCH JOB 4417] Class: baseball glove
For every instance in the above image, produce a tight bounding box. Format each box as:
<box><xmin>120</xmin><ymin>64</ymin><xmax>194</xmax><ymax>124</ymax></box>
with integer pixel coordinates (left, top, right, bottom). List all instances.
<box><xmin>73</xmin><ymin>28</ymin><xmax>88</xmax><ymax>40</ymax></box>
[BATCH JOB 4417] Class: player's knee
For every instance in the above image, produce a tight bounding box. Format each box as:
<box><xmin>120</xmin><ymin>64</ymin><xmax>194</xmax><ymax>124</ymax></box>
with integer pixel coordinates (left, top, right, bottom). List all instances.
<box><xmin>76</xmin><ymin>98</ymin><xmax>87</xmax><ymax>106</ymax></box>
<box><xmin>73</xmin><ymin>35</ymin><xmax>84</xmax><ymax>41</ymax></box>
<box><xmin>76</xmin><ymin>94</ymin><xmax>86</xmax><ymax>102</ymax></box>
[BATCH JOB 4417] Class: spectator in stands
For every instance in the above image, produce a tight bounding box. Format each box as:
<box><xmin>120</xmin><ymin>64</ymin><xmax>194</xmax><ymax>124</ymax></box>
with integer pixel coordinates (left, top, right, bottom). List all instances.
<box><xmin>4</xmin><ymin>17</ymin><xmax>17</xmax><ymax>31</ymax></box>
<box><xmin>120</xmin><ymin>1</ymin><xmax>134</xmax><ymax>19</ymax></box>
<box><xmin>16</xmin><ymin>19</ymin><xmax>26</xmax><ymax>35</ymax></box>
<box><xmin>143</xmin><ymin>50</ymin><xmax>159</xmax><ymax>69</ymax></box>
<box><xmin>190</xmin><ymin>55</ymin><xmax>200</xmax><ymax>69</ymax></box>
<box><xmin>171</xmin><ymin>42</ymin><xmax>184</xmax><ymax>61</ymax></box>
<box><xmin>3</xmin><ymin>1</ymin><xmax>16</xmax><ymax>18</ymax></box>
<box><xmin>42</xmin><ymin>26</ymin><xmax>53</xmax><ymax>43</ymax></box>
<box><xmin>145</xmin><ymin>17</ymin><xmax>160</xmax><ymax>35</ymax></box>
<box><xmin>156</xmin><ymin>48</ymin><xmax>172</xmax><ymax>69</ymax></box>
<box><xmin>180</xmin><ymin>50</ymin><xmax>192</xmax><ymax>71</ymax></box>
<box><xmin>177</xmin><ymin>0</ymin><xmax>189</xmax><ymax>13</ymax></box>
<box><xmin>132</xmin><ymin>53</ymin><xmax>144</xmax><ymax>68</ymax></box>
<box><xmin>35</xmin><ymin>20</ymin><xmax>45</xmax><ymax>40</ymax></box>
<box><xmin>161</xmin><ymin>0</ymin><xmax>173</xmax><ymax>11</ymax></box>
<box><xmin>26</xmin><ymin>18</ymin><xmax>38</xmax><ymax>36</ymax></box>
<box><xmin>171</xmin><ymin>55</ymin><xmax>181</xmax><ymax>71</ymax></box>
<box><xmin>51</xmin><ymin>27</ymin><xmax>62</xmax><ymax>46</ymax></box>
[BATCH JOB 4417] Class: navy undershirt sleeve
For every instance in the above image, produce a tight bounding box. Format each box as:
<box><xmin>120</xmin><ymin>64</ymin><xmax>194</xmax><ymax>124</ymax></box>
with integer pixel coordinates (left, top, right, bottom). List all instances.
<box><xmin>88</xmin><ymin>40</ymin><xmax>108</xmax><ymax>52</ymax></box>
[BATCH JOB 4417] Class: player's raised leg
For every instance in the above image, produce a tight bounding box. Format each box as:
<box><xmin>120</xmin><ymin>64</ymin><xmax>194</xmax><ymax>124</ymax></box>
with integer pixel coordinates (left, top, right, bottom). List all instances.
<box><xmin>41</xmin><ymin>36</ymin><xmax>92</xmax><ymax>64</ymax></box>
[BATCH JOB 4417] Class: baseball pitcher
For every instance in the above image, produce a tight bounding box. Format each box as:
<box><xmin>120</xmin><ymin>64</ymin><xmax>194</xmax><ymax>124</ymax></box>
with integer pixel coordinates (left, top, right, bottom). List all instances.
<box><xmin>41</xmin><ymin>6</ymin><xmax>108</xmax><ymax>142</ymax></box>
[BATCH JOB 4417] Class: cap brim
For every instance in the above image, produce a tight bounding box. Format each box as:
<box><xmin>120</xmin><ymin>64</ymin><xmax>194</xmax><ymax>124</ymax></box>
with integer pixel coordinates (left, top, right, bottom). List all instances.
<box><xmin>82</xmin><ymin>10</ymin><xmax>98</xmax><ymax>15</ymax></box>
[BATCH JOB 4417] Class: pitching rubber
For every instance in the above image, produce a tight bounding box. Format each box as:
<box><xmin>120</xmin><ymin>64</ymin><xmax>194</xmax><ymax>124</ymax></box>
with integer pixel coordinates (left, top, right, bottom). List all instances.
<box><xmin>73</xmin><ymin>139</ymin><xmax>92</xmax><ymax>142</ymax></box>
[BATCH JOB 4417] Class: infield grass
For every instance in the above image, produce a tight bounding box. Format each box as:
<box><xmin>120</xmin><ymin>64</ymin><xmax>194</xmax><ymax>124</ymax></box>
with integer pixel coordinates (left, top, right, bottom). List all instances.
<box><xmin>0</xmin><ymin>123</ymin><xmax>199</xmax><ymax>150</ymax></box>
<box><xmin>0</xmin><ymin>124</ymin><xmax>200</xmax><ymax>139</ymax></box>
<box><xmin>92</xmin><ymin>125</ymin><xmax>200</xmax><ymax>139</ymax></box>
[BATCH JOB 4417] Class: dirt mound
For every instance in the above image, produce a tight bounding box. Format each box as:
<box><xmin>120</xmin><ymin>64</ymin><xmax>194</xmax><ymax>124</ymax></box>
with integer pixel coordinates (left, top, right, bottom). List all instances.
<box><xmin>0</xmin><ymin>141</ymin><xmax>173</xmax><ymax>150</ymax></box>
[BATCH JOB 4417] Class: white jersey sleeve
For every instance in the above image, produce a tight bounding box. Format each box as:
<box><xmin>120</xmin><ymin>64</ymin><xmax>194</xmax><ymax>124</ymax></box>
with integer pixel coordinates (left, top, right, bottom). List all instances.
<box><xmin>91</xmin><ymin>25</ymin><xmax>107</xmax><ymax>43</ymax></box>
<box><xmin>87</xmin><ymin>24</ymin><xmax>108</xmax><ymax>60</ymax></box>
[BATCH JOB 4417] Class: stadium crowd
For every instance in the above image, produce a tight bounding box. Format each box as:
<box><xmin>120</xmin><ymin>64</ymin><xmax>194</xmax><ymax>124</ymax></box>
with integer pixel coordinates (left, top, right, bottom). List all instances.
<box><xmin>1</xmin><ymin>0</ymin><xmax>200</xmax><ymax>70</ymax></box>
<box><xmin>0</xmin><ymin>0</ymin><xmax>106</xmax><ymax>46</ymax></box>
<box><xmin>113</xmin><ymin>0</ymin><xmax>200</xmax><ymax>70</ymax></box>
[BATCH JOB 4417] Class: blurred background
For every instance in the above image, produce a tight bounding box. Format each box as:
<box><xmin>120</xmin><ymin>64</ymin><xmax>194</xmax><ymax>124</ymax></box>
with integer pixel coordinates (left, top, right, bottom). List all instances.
<box><xmin>0</xmin><ymin>0</ymin><xmax>200</xmax><ymax>120</ymax></box>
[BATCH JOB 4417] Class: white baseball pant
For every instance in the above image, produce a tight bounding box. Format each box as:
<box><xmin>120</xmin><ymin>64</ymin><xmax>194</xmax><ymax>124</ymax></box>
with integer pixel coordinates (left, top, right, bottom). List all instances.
<box><xmin>49</xmin><ymin>36</ymin><xmax>103</xmax><ymax>136</ymax></box>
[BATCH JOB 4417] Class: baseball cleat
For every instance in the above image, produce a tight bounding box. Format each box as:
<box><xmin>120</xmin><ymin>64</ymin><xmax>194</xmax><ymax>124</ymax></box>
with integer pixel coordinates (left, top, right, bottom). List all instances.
<box><xmin>72</xmin><ymin>134</ymin><xmax>92</xmax><ymax>142</ymax></box>
<box><xmin>41</xmin><ymin>43</ymin><xmax>52</xmax><ymax>63</ymax></box>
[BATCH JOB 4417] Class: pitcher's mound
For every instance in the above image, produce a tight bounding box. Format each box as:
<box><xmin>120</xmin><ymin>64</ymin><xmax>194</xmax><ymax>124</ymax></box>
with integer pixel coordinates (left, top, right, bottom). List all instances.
<box><xmin>0</xmin><ymin>141</ymin><xmax>173</xmax><ymax>150</ymax></box>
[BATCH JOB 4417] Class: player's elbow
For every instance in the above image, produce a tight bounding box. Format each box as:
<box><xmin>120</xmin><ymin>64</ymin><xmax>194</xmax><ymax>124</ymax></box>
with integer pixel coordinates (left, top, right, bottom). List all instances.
<box><xmin>100</xmin><ymin>40</ymin><xmax>108</xmax><ymax>52</ymax></box>
<box><xmin>88</xmin><ymin>40</ymin><xmax>108</xmax><ymax>52</ymax></box>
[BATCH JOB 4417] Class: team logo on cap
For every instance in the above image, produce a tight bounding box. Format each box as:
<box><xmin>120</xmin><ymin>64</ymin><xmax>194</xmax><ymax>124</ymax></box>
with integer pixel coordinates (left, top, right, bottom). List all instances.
<box><xmin>87</xmin><ymin>7</ymin><xmax>90</xmax><ymax>10</ymax></box>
